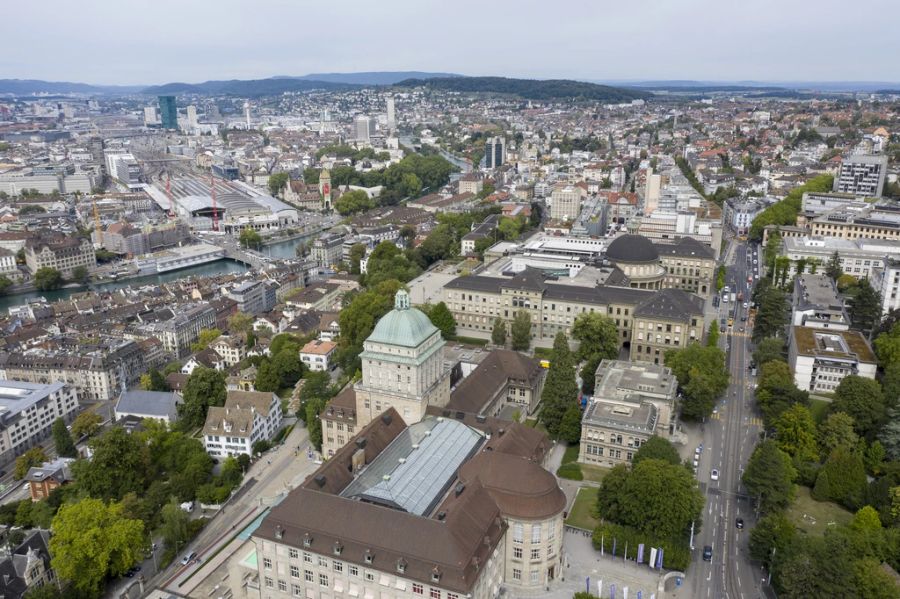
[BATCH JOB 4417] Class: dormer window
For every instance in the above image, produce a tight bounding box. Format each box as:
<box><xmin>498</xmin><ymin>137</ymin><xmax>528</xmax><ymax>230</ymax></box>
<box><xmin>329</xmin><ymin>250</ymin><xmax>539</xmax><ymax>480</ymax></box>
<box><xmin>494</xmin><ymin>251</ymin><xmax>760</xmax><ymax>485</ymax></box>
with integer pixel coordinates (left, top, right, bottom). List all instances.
<box><xmin>303</xmin><ymin>533</ymin><xmax>313</xmax><ymax>548</ymax></box>
<box><xmin>333</xmin><ymin>541</ymin><xmax>343</xmax><ymax>556</ymax></box>
<box><xmin>396</xmin><ymin>558</ymin><xmax>407</xmax><ymax>574</ymax></box>
<box><xmin>275</xmin><ymin>525</ymin><xmax>284</xmax><ymax>539</ymax></box>
<box><xmin>364</xmin><ymin>549</ymin><xmax>374</xmax><ymax>564</ymax></box>
<box><xmin>431</xmin><ymin>567</ymin><xmax>441</xmax><ymax>583</ymax></box>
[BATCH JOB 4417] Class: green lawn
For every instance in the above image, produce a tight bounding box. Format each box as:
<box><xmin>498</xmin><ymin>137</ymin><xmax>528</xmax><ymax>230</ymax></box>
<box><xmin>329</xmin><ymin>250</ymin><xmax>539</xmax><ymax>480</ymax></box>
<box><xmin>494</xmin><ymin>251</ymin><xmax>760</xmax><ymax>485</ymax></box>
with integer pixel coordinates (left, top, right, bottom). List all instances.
<box><xmin>580</xmin><ymin>464</ymin><xmax>611</xmax><ymax>484</ymax></box>
<box><xmin>533</xmin><ymin>346</ymin><xmax>554</xmax><ymax>360</ymax></box>
<box><xmin>565</xmin><ymin>487</ymin><xmax>600</xmax><ymax>531</ymax></box>
<box><xmin>808</xmin><ymin>398</ymin><xmax>831</xmax><ymax>423</ymax></box>
<box><xmin>786</xmin><ymin>486</ymin><xmax>852</xmax><ymax>536</ymax></box>
<box><xmin>562</xmin><ymin>444</ymin><xmax>580</xmax><ymax>464</ymax></box>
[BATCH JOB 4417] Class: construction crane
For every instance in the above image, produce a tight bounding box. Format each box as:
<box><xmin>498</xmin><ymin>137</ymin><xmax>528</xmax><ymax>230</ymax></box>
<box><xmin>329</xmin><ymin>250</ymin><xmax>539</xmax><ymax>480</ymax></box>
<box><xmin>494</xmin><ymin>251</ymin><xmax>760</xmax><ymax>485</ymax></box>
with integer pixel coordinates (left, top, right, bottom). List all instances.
<box><xmin>92</xmin><ymin>196</ymin><xmax>102</xmax><ymax>245</ymax></box>
<box><xmin>210</xmin><ymin>174</ymin><xmax>219</xmax><ymax>232</ymax></box>
<box><xmin>165</xmin><ymin>170</ymin><xmax>175</xmax><ymax>218</ymax></box>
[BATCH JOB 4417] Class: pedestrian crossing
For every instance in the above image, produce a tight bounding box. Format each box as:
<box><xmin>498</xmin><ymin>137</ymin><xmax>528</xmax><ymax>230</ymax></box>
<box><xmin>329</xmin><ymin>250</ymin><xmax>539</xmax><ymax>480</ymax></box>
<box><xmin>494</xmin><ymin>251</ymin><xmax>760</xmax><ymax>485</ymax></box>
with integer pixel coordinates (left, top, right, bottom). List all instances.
<box><xmin>708</xmin><ymin>412</ymin><xmax>763</xmax><ymax>426</ymax></box>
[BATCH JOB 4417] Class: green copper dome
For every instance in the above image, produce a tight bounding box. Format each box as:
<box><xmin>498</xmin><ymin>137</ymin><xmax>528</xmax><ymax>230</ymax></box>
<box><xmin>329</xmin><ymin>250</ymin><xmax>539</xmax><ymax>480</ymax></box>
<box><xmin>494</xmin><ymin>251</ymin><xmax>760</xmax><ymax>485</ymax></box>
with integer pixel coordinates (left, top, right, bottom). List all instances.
<box><xmin>366</xmin><ymin>290</ymin><xmax>439</xmax><ymax>348</ymax></box>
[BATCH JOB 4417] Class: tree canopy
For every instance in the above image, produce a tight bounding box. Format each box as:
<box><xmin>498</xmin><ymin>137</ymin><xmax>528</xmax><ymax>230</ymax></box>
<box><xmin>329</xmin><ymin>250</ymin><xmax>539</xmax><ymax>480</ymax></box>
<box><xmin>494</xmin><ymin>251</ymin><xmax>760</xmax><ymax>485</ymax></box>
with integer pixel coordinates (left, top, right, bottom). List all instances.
<box><xmin>664</xmin><ymin>343</ymin><xmax>729</xmax><ymax>419</ymax></box>
<box><xmin>177</xmin><ymin>366</ymin><xmax>227</xmax><ymax>430</ymax></box>
<box><xmin>539</xmin><ymin>333</ymin><xmax>579</xmax><ymax>439</ymax></box>
<box><xmin>742</xmin><ymin>440</ymin><xmax>797</xmax><ymax>514</ymax></box>
<box><xmin>510</xmin><ymin>311</ymin><xmax>532</xmax><ymax>351</ymax></box>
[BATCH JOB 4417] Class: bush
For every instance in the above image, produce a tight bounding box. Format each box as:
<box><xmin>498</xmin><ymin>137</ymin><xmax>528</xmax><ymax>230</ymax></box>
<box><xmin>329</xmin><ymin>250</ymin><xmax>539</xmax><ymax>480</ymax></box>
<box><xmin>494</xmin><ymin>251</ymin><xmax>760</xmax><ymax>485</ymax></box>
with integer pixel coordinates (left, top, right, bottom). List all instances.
<box><xmin>592</xmin><ymin>522</ymin><xmax>691</xmax><ymax>571</ymax></box>
<box><xmin>557</xmin><ymin>463</ymin><xmax>583</xmax><ymax>480</ymax></box>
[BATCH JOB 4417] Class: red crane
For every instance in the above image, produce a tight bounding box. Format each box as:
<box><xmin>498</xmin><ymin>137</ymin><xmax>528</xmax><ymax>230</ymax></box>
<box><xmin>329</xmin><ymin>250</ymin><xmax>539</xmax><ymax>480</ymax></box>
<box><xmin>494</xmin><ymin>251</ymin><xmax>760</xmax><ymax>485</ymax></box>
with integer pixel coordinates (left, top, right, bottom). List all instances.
<box><xmin>210</xmin><ymin>174</ymin><xmax>219</xmax><ymax>232</ymax></box>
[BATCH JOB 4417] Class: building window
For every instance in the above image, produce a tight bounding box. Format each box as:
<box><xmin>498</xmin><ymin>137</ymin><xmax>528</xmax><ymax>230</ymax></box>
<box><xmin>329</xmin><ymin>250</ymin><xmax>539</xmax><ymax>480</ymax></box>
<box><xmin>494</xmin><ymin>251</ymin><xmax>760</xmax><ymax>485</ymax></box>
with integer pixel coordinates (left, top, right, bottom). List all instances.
<box><xmin>289</xmin><ymin>548</ymin><xmax>299</xmax><ymax>559</ymax></box>
<box><xmin>349</xmin><ymin>565</ymin><xmax>358</xmax><ymax>577</ymax></box>
<box><xmin>512</xmin><ymin>568</ymin><xmax>522</xmax><ymax>581</ymax></box>
<box><xmin>531</xmin><ymin>548</ymin><xmax>541</xmax><ymax>560</ymax></box>
<box><xmin>333</xmin><ymin>561</ymin><xmax>343</xmax><ymax>573</ymax></box>
<box><xmin>303</xmin><ymin>552</ymin><xmax>312</xmax><ymax>564</ymax></box>
<box><xmin>513</xmin><ymin>523</ymin><xmax>523</xmax><ymax>543</ymax></box>
<box><xmin>430</xmin><ymin>589</ymin><xmax>441</xmax><ymax>599</ymax></box>
<box><xmin>318</xmin><ymin>573</ymin><xmax>328</xmax><ymax>587</ymax></box>
<box><xmin>265</xmin><ymin>577</ymin><xmax>274</xmax><ymax>588</ymax></box>
<box><xmin>304</xmin><ymin>570</ymin><xmax>313</xmax><ymax>583</ymax></box>
<box><xmin>278</xmin><ymin>580</ymin><xmax>287</xmax><ymax>592</ymax></box>
<box><xmin>530</xmin><ymin>570</ymin><xmax>540</xmax><ymax>584</ymax></box>
<box><xmin>263</xmin><ymin>557</ymin><xmax>272</xmax><ymax>570</ymax></box>
<box><xmin>318</xmin><ymin>556</ymin><xmax>328</xmax><ymax>568</ymax></box>
<box><xmin>292</xmin><ymin>584</ymin><xmax>302</xmax><ymax>596</ymax></box>
<box><xmin>413</xmin><ymin>583</ymin><xmax>424</xmax><ymax>595</ymax></box>
<box><xmin>513</xmin><ymin>547</ymin><xmax>523</xmax><ymax>559</ymax></box>
<box><xmin>531</xmin><ymin>524</ymin><xmax>542</xmax><ymax>544</ymax></box>
<box><xmin>290</xmin><ymin>566</ymin><xmax>300</xmax><ymax>578</ymax></box>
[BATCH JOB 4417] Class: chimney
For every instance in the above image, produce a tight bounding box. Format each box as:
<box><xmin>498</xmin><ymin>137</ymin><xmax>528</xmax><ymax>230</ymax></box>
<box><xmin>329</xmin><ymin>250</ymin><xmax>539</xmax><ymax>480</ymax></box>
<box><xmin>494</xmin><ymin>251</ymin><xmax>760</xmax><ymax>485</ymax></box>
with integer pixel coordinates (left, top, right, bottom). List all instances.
<box><xmin>351</xmin><ymin>448</ymin><xmax>366</xmax><ymax>472</ymax></box>
<box><xmin>381</xmin><ymin>413</ymin><xmax>392</xmax><ymax>425</ymax></box>
<box><xmin>454</xmin><ymin>483</ymin><xmax>465</xmax><ymax>497</ymax></box>
<box><xmin>314</xmin><ymin>475</ymin><xmax>327</xmax><ymax>488</ymax></box>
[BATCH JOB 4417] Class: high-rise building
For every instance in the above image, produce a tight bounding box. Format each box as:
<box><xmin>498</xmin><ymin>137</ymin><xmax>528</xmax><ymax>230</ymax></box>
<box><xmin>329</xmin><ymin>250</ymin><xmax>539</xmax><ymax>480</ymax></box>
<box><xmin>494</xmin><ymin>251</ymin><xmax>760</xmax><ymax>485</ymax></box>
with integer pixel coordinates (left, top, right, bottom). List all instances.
<box><xmin>158</xmin><ymin>96</ymin><xmax>177</xmax><ymax>130</ymax></box>
<box><xmin>833</xmin><ymin>154</ymin><xmax>888</xmax><ymax>197</ymax></box>
<box><xmin>143</xmin><ymin>106</ymin><xmax>158</xmax><ymax>126</ymax></box>
<box><xmin>484</xmin><ymin>136</ymin><xmax>506</xmax><ymax>169</ymax></box>
<box><xmin>549</xmin><ymin>183</ymin><xmax>586</xmax><ymax>221</ymax></box>
<box><xmin>186</xmin><ymin>105</ymin><xmax>198</xmax><ymax>129</ymax></box>
<box><xmin>386</xmin><ymin>96</ymin><xmax>396</xmax><ymax>131</ymax></box>
<box><xmin>354</xmin><ymin>115</ymin><xmax>371</xmax><ymax>142</ymax></box>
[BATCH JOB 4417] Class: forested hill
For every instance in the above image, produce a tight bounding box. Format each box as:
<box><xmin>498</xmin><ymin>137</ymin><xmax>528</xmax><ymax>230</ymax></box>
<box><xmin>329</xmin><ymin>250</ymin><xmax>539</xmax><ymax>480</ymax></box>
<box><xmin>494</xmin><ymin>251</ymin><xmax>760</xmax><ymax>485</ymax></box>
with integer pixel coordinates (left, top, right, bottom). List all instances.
<box><xmin>394</xmin><ymin>76</ymin><xmax>652</xmax><ymax>102</ymax></box>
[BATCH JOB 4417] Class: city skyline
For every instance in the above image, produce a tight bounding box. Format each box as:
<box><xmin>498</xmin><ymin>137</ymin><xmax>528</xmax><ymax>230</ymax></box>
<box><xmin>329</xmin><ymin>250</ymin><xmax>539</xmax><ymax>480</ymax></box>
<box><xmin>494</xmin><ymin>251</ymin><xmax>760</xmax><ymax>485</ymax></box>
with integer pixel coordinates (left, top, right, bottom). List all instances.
<box><xmin>3</xmin><ymin>0</ymin><xmax>899</xmax><ymax>85</ymax></box>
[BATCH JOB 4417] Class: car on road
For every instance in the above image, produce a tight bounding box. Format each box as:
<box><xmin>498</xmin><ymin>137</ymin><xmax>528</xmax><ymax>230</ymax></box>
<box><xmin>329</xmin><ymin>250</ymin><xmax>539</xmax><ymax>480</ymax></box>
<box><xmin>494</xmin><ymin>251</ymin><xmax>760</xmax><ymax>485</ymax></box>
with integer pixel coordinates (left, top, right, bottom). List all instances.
<box><xmin>180</xmin><ymin>551</ymin><xmax>197</xmax><ymax>566</ymax></box>
<box><xmin>710</xmin><ymin>469</ymin><xmax>719</xmax><ymax>481</ymax></box>
<box><xmin>703</xmin><ymin>545</ymin><xmax>713</xmax><ymax>561</ymax></box>
<box><xmin>736</xmin><ymin>518</ymin><xmax>744</xmax><ymax>529</ymax></box>
<box><xmin>739</xmin><ymin>326</ymin><xmax>745</xmax><ymax>332</ymax></box>
<box><xmin>743</xmin><ymin>302</ymin><xmax>749</xmax><ymax>308</ymax></box>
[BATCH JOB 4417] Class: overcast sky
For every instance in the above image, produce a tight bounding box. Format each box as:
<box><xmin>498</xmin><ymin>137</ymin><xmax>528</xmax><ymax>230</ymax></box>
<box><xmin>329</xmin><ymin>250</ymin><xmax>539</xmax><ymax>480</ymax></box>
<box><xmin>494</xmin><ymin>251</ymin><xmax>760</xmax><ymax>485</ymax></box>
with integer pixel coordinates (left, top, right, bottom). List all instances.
<box><xmin>3</xmin><ymin>0</ymin><xmax>899</xmax><ymax>85</ymax></box>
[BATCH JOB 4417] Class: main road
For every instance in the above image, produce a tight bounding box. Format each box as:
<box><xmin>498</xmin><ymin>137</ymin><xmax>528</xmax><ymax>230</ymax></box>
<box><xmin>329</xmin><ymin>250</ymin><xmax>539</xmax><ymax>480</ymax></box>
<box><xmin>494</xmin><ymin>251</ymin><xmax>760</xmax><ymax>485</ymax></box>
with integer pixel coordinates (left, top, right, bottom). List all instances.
<box><xmin>685</xmin><ymin>240</ymin><xmax>768</xmax><ymax>599</ymax></box>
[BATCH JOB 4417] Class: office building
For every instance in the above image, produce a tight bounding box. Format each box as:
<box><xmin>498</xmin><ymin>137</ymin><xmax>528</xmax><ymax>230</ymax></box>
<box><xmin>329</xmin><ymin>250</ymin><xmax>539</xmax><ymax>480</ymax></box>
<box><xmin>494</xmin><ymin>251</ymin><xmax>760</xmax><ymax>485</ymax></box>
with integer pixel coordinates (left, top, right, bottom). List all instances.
<box><xmin>788</xmin><ymin>326</ymin><xmax>876</xmax><ymax>393</ymax></box>
<box><xmin>643</xmin><ymin>169</ymin><xmax>661</xmax><ymax>213</ymax></box>
<box><xmin>186</xmin><ymin>104</ymin><xmax>198</xmax><ymax>129</ymax></box>
<box><xmin>446</xmin><ymin>349</ymin><xmax>546</xmax><ymax>417</ymax></box>
<box><xmin>833</xmin><ymin>154</ymin><xmax>888</xmax><ymax>197</ymax></box>
<box><xmin>0</xmin><ymin>381</ymin><xmax>79</xmax><ymax>465</ymax></box>
<box><xmin>579</xmin><ymin>360</ymin><xmax>679</xmax><ymax>467</ymax></box>
<box><xmin>808</xmin><ymin>204</ymin><xmax>900</xmax><ymax>241</ymax></box>
<box><xmin>484</xmin><ymin>136</ymin><xmax>506</xmax><ymax>169</ymax></box>
<box><xmin>354</xmin><ymin>115</ymin><xmax>371</xmax><ymax>142</ymax></box>
<box><xmin>386</xmin><ymin>96</ymin><xmax>396</xmax><ymax>131</ymax></box>
<box><xmin>203</xmin><ymin>391</ymin><xmax>283</xmax><ymax>458</ymax></box>
<box><xmin>782</xmin><ymin>235</ymin><xmax>900</xmax><ymax>280</ymax></box>
<box><xmin>723</xmin><ymin>197</ymin><xmax>766</xmax><ymax>234</ymax></box>
<box><xmin>224</xmin><ymin>280</ymin><xmax>277</xmax><ymax>315</ymax></box>
<box><xmin>252</xmin><ymin>408</ymin><xmax>565</xmax><ymax>598</ymax></box>
<box><xmin>144</xmin><ymin>304</ymin><xmax>218</xmax><ymax>358</ymax></box>
<box><xmin>792</xmin><ymin>274</ymin><xmax>850</xmax><ymax>330</ymax></box>
<box><xmin>873</xmin><ymin>258</ymin><xmax>900</xmax><ymax>315</ymax></box>
<box><xmin>158</xmin><ymin>95</ymin><xmax>178</xmax><ymax>130</ymax></box>
<box><xmin>549</xmin><ymin>184</ymin><xmax>587</xmax><ymax>221</ymax></box>
<box><xmin>311</xmin><ymin>233</ymin><xmax>345</xmax><ymax>268</ymax></box>
<box><xmin>143</xmin><ymin>106</ymin><xmax>158</xmax><ymax>126</ymax></box>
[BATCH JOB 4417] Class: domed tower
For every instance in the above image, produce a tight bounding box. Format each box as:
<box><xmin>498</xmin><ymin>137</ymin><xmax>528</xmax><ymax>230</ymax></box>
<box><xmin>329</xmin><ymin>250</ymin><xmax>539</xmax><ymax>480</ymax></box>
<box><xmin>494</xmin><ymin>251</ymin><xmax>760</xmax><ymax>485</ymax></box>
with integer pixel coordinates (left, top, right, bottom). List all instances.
<box><xmin>605</xmin><ymin>234</ymin><xmax>666</xmax><ymax>290</ymax></box>
<box><xmin>354</xmin><ymin>290</ymin><xmax>451</xmax><ymax>425</ymax></box>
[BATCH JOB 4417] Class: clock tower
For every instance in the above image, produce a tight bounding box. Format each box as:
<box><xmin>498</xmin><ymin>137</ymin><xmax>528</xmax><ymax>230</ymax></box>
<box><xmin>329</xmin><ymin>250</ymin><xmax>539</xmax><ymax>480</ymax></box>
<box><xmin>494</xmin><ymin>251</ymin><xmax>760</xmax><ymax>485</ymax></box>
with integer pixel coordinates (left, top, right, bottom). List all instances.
<box><xmin>318</xmin><ymin>169</ymin><xmax>332</xmax><ymax>211</ymax></box>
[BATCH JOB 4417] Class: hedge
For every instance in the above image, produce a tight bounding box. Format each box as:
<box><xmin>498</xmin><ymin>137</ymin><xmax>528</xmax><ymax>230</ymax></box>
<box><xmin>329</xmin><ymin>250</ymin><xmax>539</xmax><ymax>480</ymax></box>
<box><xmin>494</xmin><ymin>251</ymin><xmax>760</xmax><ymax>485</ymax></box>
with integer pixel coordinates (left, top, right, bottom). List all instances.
<box><xmin>592</xmin><ymin>522</ymin><xmax>691</xmax><ymax>571</ymax></box>
<box><xmin>557</xmin><ymin>463</ymin><xmax>584</xmax><ymax>480</ymax></box>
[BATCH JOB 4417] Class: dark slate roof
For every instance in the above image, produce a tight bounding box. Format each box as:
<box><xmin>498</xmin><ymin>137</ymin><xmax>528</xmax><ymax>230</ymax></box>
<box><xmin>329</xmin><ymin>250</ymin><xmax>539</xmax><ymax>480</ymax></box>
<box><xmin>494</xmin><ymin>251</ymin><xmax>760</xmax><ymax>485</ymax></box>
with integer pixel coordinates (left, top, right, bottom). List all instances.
<box><xmin>501</xmin><ymin>268</ymin><xmax>547</xmax><ymax>292</ymax></box>
<box><xmin>606</xmin><ymin>234</ymin><xmax>659</xmax><ymax>263</ymax></box>
<box><xmin>634</xmin><ymin>288</ymin><xmax>705</xmax><ymax>320</ymax></box>
<box><xmin>444</xmin><ymin>276</ymin><xmax>504</xmax><ymax>293</ymax></box>
<box><xmin>655</xmin><ymin>236</ymin><xmax>715</xmax><ymax>260</ymax></box>
<box><xmin>544</xmin><ymin>284</ymin><xmax>652</xmax><ymax>306</ymax></box>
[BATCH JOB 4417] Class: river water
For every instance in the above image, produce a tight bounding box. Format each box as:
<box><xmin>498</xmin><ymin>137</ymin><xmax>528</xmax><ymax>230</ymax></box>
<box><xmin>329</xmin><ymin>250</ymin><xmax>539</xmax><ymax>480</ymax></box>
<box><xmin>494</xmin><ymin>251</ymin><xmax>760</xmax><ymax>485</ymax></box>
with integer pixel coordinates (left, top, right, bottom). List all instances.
<box><xmin>0</xmin><ymin>235</ymin><xmax>311</xmax><ymax>313</ymax></box>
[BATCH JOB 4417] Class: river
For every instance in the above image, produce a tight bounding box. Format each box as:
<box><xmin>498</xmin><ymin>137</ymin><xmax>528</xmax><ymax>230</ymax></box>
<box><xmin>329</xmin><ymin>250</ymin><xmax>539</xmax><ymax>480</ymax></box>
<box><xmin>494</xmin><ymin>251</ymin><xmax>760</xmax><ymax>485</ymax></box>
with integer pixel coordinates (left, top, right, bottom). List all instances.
<box><xmin>0</xmin><ymin>235</ymin><xmax>313</xmax><ymax>313</ymax></box>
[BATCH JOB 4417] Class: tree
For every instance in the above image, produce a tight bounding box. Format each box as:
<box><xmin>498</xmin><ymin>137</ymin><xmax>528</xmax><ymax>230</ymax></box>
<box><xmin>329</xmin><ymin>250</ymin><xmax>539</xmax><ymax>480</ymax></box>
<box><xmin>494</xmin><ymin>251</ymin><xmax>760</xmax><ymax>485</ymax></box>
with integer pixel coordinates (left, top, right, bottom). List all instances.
<box><xmin>70</xmin><ymin>265</ymin><xmax>89</xmax><ymax>284</ymax></box>
<box><xmin>596</xmin><ymin>458</ymin><xmax>703</xmax><ymax>540</ymax></box>
<box><xmin>664</xmin><ymin>344</ymin><xmax>729</xmax><ymax>420</ymax></box>
<box><xmin>826</xmin><ymin>251</ymin><xmax>843</xmax><ymax>281</ymax></box>
<box><xmin>510</xmin><ymin>311</ymin><xmax>532</xmax><ymax>351</ymax></box>
<box><xmin>864</xmin><ymin>440</ymin><xmax>886</xmax><ymax>475</ymax></box>
<box><xmin>364</xmin><ymin>241</ymin><xmax>421</xmax><ymax>286</ymax></box>
<box><xmin>238</xmin><ymin>227</ymin><xmax>262</xmax><ymax>249</ymax></box>
<box><xmin>539</xmin><ymin>333</ymin><xmax>579</xmax><ymax>439</ymax></box>
<box><xmin>706</xmin><ymin>321</ymin><xmax>719</xmax><ymax>348</ymax></box>
<box><xmin>140</xmin><ymin>368</ymin><xmax>169</xmax><ymax>392</ymax></box>
<box><xmin>753</xmin><ymin>337</ymin><xmax>786</xmax><ymax>367</ymax></box>
<box><xmin>831</xmin><ymin>375</ymin><xmax>886</xmax><ymax>439</ymax></box>
<box><xmin>742</xmin><ymin>440</ymin><xmax>797</xmax><ymax>514</ymax></box>
<box><xmin>774</xmin><ymin>405</ymin><xmax>819</xmax><ymax>463</ymax></box>
<box><xmin>848</xmin><ymin>278</ymin><xmax>882</xmax><ymax>335</ymax></box>
<box><xmin>227</xmin><ymin>312</ymin><xmax>254</xmax><ymax>339</ymax></box>
<box><xmin>72</xmin><ymin>427</ymin><xmax>149</xmax><ymax>501</ymax></box>
<box><xmin>0</xmin><ymin>274</ymin><xmax>12</xmax><ymax>294</ymax></box>
<box><xmin>749</xmin><ymin>512</ymin><xmax>796</xmax><ymax>566</ymax></box>
<box><xmin>334</xmin><ymin>189</ymin><xmax>375</xmax><ymax>215</ymax></box>
<box><xmin>632</xmin><ymin>435</ymin><xmax>681</xmax><ymax>467</ymax></box>
<box><xmin>426</xmin><ymin>302</ymin><xmax>456</xmax><ymax>340</ymax></box>
<box><xmin>253</xmin><ymin>359</ymin><xmax>279</xmax><ymax>392</ymax></box>
<box><xmin>272</xmin><ymin>349</ymin><xmax>303</xmax><ymax>387</ymax></box>
<box><xmin>818</xmin><ymin>411</ymin><xmax>859</xmax><ymax>455</ymax></box>
<box><xmin>191</xmin><ymin>328</ymin><xmax>221</xmax><ymax>352</ymax></box>
<box><xmin>33</xmin><ymin>267</ymin><xmax>62</xmax><ymax>291</ymax></box>
<box><xmin>571</xmin><ymin>313</ymin><xmax>619</xmax><ymax>362</ymax></box>
<box><xmin>491</xmin><ymin>317</ymin><xmax>507</xmax><ymax>347</ymax></box>
<box><xmin>755</xmin><ymin>360</ymin><xmax>809</xmax><ymax>425</ymax></box>
<box><xmin>349</xmin><ymin>243</ymin><xmax>367</xmax><ymax>274</ymax></box>
<box><xmin>177</xmin><ymin>367</ymin><xmax>226</xmax><ymax>430</ymax></box>
<box><xmin>69</xmin><ymin>411</ymin><xmax>101</xmax><ymax>439</ymax></box>
<box><xmin>49</xmin><ymin>498</ymin><xmax>145</xmax><ymax>595</ymax></box>
<box><xmin>558</xmin><ymin>402</ymin><xmax>582</xmax><ymax>443</ymax></box>
<box><xmin>752</xmin><ymin>283</ymin><xmax>789</xmax><ymax>342</ymax></box>
<box><xmin>879</xmin><ymin>406</ymin><xmax>900</xmax><ymax>460</ymax></box>
<box><xmin>337</xmin><ymin>279</ymin><xmax>403</xmax><ymax>371</ymax></box>
<box><xmin>160</xmin><ymin>497</ymin><xmax>190</xmax><ymax>552</ymax></box>
<box><xmin>267</xmin><ymin>172</ymin><xmax>289</xmax><ymax>197</ymax></box>
<box><xmin>813</xmin><ymin>446</ymin><xmax>867</xmax><ymax>509</ymax></box>
<box><xmin>52</xmin><ymin>417</ymin><xmax>77</xmax><ymax>458</ymax></box>
<box><xmin>14</xmin><ymin>447</ymin><xmax>48</xmax><ymax>479</ymax></box>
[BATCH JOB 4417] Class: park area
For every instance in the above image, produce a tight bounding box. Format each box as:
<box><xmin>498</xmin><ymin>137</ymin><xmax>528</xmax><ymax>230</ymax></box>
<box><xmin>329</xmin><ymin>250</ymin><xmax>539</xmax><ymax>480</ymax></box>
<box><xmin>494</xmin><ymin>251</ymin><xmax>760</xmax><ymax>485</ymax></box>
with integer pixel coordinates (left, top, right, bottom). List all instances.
<box><xmin>566</xmin><ymin>487</ymin><xmax>600</xmax><ymax>531</ymax></box>
<box><xmin>556</xmin><ymin>444</ymin><xmax>611</xmax><ymax>483</ymax></box>
<box><xmin>785</xmin><ymin>486</ymin><xmax>853</xmax><ymax>536</ymax></box>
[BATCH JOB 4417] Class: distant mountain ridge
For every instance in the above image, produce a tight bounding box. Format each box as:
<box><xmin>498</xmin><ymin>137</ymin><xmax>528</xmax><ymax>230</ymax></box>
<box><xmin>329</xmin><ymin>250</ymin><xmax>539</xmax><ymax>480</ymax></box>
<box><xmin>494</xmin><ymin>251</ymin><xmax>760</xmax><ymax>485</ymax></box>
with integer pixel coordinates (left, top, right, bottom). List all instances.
<box><xmin>140</xmin><ymin>78</ymin><xmax>358</xmax><ymax>96</ymax></box>
<box><xmin>285</xmin><ymin>71</ymin><xmax>462</xmax><ymax>85</ymax></box>
<box><xmin>394</xmin><ymin>76</ymin><xmax>652</xmax><ymax>102</ymax></box>
<box><xmin>0</xmin><ymin>79</ymin><xmax>143</xmax><ymax>95</ymax></box>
